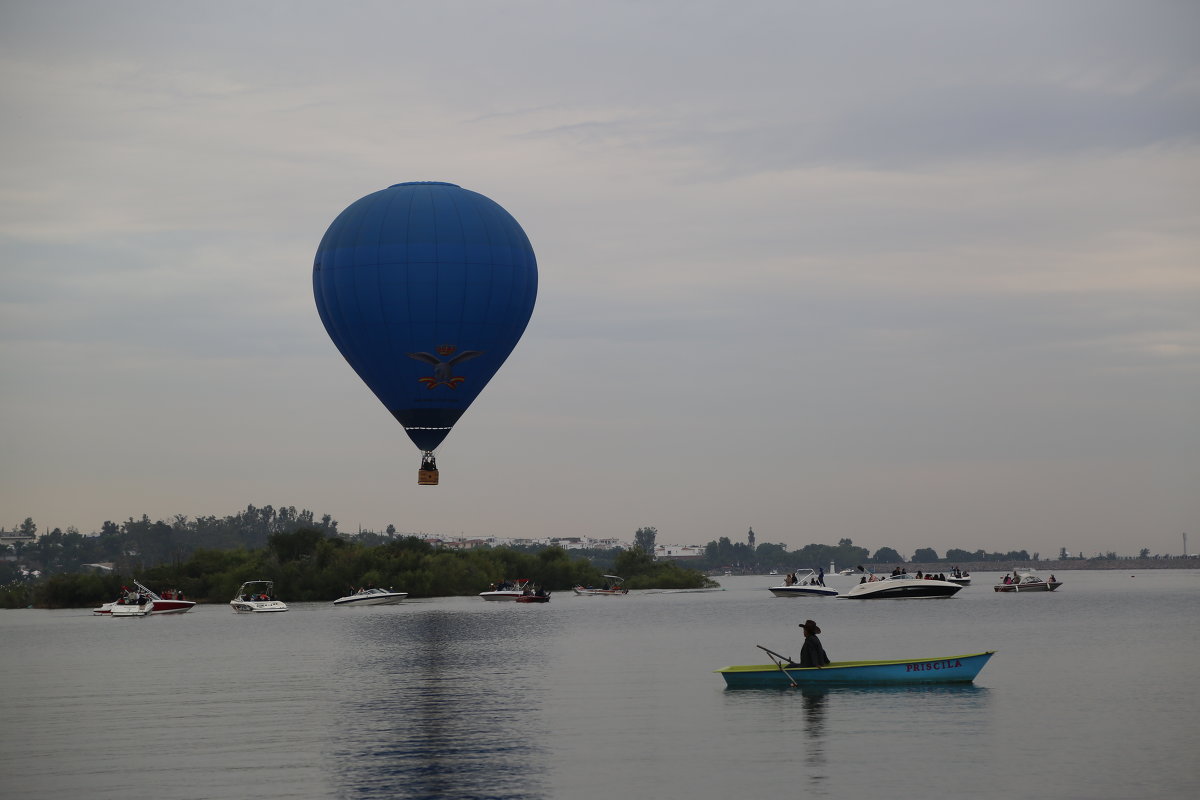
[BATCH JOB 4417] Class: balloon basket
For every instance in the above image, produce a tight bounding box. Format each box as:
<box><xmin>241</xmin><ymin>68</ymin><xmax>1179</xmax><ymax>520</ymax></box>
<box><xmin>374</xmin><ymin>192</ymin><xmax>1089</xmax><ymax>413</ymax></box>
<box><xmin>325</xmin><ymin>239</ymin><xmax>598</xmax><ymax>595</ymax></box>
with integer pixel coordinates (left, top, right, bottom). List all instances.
<box><xmin>418</xmin><ymin>468</ymin><xmax>439</xmax><ymax>486</ymax></box>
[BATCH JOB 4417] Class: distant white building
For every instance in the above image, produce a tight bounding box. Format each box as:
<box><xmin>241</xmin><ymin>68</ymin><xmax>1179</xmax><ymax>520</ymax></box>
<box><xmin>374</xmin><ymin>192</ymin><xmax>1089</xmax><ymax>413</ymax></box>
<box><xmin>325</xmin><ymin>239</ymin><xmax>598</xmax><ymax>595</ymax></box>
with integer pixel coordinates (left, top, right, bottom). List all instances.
<box><xmin>655</xmin><ymin>544</ymin><xmax>705</xmax><ymax>560</ymax></box>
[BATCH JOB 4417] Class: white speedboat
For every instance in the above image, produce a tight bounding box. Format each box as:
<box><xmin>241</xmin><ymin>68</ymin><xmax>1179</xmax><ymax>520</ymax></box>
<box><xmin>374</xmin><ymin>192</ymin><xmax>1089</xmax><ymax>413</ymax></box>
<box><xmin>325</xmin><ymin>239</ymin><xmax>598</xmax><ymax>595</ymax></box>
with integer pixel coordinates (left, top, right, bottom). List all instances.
<box><xmin>768</xmin><ymin>569</ymin><xmax>838</xmax><ymax>598</ymax></box>
<box><xmin>333</xmin><ymin>587</ymin><xmax>408</xmax><ymax>606</ymax></box>
<box><xmin>946</xmin><ymin>568</ymin><xmax>971</xmax><ymax>586</ymax></box>
<box><xmin>94</xmin><ymin>580</ymin><xmax>196</xmax><ymax>616</ymax></box>
<box><xmin>230</xmin><ymin>580</ymin><xmax>289</xmax><ymax>613</ymax></box>
<box><xmin>841</xmin><ymin>573</ymin><xmax>962</xmax><ymax>599</ymax></box>
<box><xmin>573</xmin><ymin>575</ymin><xmax>629</xmax><ymax>596</ymax></box>
<box><xmin>480</xmin><ymin>578</ymin><xmax>535</xmax><ymax>601</ymax></box>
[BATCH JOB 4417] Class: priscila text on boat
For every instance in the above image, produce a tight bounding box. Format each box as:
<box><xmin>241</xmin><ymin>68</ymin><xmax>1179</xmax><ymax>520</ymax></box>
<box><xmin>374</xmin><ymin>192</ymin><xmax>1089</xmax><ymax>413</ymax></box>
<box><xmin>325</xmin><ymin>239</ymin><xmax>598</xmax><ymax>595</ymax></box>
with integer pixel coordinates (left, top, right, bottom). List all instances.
<box><xmin>768</xmin><ymin>569</ymin><xmax>838</xmax><ymax>598</ymax></box>
<box><xmin>994</xmin><ymin>568</ymin><xmax>1062</xmax><ymax>593</ymax></box>
<box><xmin>93</xmin><ymin>579</ymin><xmax>196</xmax><ymax>616</ymax></box>
<box><xmin>573</xmin><ymin>575</ymin><xmax>629</xmax><ymax>596</ymax></box>
<box><xmin>230</xmin><ymin>580</ymin><xmax>289</xmax><ymax>613</ymax></box>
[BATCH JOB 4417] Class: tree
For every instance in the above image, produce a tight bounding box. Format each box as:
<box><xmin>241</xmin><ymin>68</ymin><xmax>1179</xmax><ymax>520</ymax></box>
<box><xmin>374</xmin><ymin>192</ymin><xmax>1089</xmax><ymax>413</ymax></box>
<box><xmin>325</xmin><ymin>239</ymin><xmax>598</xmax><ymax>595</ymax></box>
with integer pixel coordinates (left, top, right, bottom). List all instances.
<box><xmin>873</xmin><ymin>547</ymin><xmax>904</xmax><ymax>563</ymax></box>
<box><xmin>634</xmin><ymin>526</ymin><xmax>657</xmax><ymax>553</ymax></box>
<box><xmin>912</xmin><ymin>547</ymin><xmax>939</xmax><ymax>563</ymax></box>
<box><xmin>19</xmin><ymin>517</ymin><xmax>36</xmax><ymax>538</ymax></box>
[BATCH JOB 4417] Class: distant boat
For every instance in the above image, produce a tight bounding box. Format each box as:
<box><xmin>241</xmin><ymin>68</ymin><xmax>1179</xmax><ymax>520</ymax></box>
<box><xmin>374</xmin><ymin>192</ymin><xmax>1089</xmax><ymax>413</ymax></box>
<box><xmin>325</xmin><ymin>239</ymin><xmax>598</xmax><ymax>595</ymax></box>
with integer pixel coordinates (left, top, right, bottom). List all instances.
<box><xmin>480</xmin><ymin>578</ymin><xmax>536</xmax><ymax>601</ymax></box>
<box><xmin>94</xmin><ymin>580</ymin><xmax>195</xmax><ymax>616</ymax></box>
<box><xmin>230</xmin><ymin>580</ymin><xmax>288</xmax><ymax>613</ymax></box>
<box><xmin>717</xmin><ymin>646</ymin><xmax>995</xmax><ymax>688</ymax></box>
<box><xmin>841</xmin><ymin>574</ymin><xmax>962</xmax><ymax>600</ymax></box>
<box><xmin>333</xmin><ymin>587</ymin><xmax>408</xmax><ymax>606</ymax></box>
<box><xmin>574</xmin><ymin>575</ymin><xmax>629</xmax><ymax>596</ymax></box>
<box><xmin>768</xmin><ymin>569</ymin><xmax>838</xmax><ymax>598</ymax></box>
<box><xmin>994</xmin><ymin>569</ymin><xmax>1061</xmax><ymax>593</ymax></box>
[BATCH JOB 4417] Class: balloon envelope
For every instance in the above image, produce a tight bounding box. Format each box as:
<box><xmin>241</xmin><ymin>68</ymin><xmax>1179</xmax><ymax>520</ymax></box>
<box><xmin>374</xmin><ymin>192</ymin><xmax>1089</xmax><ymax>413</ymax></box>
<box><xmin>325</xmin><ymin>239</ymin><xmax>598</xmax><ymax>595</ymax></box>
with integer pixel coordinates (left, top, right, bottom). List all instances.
<box><xmin>313</xmin><ymin>181</ymin><xmax>537</xmax><ymax>452</ymax></box>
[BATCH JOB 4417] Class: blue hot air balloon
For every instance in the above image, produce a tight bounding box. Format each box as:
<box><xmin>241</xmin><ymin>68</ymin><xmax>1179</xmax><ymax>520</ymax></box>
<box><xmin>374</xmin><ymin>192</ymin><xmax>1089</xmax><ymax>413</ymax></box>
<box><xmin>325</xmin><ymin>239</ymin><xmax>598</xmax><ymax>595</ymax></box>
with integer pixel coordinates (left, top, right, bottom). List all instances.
<box><xmin>313</xmin><ymin>182</ymin><xmax>537</xmax><ymax>484</ymax></box>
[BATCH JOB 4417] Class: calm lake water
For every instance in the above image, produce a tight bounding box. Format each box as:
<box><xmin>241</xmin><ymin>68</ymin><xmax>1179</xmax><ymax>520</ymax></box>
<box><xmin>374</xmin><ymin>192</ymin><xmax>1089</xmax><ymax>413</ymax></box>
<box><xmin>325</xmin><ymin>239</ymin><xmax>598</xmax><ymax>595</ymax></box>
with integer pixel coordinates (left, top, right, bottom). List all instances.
<box><xmin>2</xmin><ymin>570</ymin><xmax>1198</xmax><ymax>800</ymax></box>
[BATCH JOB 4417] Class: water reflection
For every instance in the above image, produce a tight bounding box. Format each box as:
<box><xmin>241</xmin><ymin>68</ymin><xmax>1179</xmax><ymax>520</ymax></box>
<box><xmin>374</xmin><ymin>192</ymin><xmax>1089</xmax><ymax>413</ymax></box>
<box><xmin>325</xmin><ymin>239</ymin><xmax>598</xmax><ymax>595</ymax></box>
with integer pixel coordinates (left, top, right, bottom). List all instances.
<box><xmin>722</xmin><ymin>683</ymin><xmax>992</xmax><ymax>795</ymax></box>
<box><xmin>799</xmin><ymin>688</ymin><xmax>828</xmax><ymax>789</ymax></box>
<box><xmin>327</xmin><ymin>608</ymin><xmax>557</xmax><ymax>800</ymax></box>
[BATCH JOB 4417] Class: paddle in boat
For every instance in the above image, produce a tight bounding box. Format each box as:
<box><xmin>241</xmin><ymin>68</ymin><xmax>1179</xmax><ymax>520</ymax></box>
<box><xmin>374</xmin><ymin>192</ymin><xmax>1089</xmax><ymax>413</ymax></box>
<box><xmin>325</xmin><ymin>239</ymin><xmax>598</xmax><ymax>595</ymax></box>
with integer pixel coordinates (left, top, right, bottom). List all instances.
<box><xmin>717</xmin><ymin>645</ymin><xmax>995</xmax><ymax>688</ymax></box>
<box><xmin>333</xmin><ymin>586</ymin><xmax>408</xmax><ymax>606</ymax></box>
<box><xmin>94</xmin><ymin>580</ymin><xmax>196</xmax><ymax>616</ymax></box>
<box><xmin>994</xmin><ymin>569</ymin><xmax>1062</xmax><ymax>593</ymax></box>
<box><xmin>768</xmin><ymin>569</ymin><xmax>838</xmax><ymax>598</ymax></box>
<box><xmin>230</xmin><ymin>580</ymin><xmax>289</xmax><ymax>613</ymax></box>
<box><xmin>573</xmin><ymin>575</ymin><xmax>629</xmax><ymax>596</ymax></box>
<box><xmin>841</xmin><ymin>572</ymin><xmax>962</xmax><ymax>599</ymax></box>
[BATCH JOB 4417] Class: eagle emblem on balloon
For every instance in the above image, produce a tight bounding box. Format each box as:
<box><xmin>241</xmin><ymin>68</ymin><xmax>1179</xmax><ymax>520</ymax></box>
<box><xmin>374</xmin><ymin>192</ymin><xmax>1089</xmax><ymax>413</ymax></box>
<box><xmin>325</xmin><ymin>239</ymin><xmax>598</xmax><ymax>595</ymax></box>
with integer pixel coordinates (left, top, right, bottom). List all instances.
<box><xmin>407</xmin><ymin>345</ymin><xmax>484</xmax><ymax>389</ymax></box>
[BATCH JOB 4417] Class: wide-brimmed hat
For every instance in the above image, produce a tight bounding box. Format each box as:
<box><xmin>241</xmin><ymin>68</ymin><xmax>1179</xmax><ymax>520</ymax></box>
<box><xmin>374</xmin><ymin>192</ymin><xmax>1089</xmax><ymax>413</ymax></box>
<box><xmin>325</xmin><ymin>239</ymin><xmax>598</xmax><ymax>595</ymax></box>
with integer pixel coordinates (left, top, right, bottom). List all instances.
<box><xmin>799</xmin><ymin>619</ymin><xmax>821</xmax><ymax>634</ymax></box>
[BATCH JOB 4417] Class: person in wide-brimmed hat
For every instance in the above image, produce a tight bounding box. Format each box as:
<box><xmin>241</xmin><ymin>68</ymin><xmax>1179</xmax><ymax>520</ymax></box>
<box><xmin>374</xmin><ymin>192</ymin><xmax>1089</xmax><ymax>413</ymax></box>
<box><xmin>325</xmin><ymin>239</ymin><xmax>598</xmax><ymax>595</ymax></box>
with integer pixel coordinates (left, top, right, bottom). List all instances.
<box><xmin>796</xmin><ymin>619</ymin><xmax>830</xmax><ymax>668</ymax></box>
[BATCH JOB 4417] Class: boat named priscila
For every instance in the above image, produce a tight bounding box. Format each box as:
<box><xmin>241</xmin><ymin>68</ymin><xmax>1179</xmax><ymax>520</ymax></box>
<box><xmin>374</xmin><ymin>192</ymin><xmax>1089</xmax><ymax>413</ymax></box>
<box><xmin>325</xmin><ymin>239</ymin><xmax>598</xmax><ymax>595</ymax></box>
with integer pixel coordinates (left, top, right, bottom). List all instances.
<box><xmin>717</xmin><ymin>645</ymin><xmax>995</xmax><ymax>688</ymax></box>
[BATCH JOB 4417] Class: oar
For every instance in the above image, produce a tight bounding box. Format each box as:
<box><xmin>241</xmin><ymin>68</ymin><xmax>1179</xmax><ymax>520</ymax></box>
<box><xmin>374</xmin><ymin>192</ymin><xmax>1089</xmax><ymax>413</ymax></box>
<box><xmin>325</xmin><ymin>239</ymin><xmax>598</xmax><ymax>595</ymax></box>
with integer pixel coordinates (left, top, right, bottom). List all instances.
<box><xmin>757</xmin><ymin>645</ymin><xmax>800</xmax><ymax>687</ymax></box>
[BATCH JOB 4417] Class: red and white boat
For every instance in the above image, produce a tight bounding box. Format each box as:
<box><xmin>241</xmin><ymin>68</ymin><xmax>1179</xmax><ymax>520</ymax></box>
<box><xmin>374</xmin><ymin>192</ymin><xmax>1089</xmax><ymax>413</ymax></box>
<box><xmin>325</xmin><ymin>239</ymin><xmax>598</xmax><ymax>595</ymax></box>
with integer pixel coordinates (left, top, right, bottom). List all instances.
<box><xmin>93</xmin><ymin>580</ymin><xmax>196</xmax><ymax>616</ymax></box>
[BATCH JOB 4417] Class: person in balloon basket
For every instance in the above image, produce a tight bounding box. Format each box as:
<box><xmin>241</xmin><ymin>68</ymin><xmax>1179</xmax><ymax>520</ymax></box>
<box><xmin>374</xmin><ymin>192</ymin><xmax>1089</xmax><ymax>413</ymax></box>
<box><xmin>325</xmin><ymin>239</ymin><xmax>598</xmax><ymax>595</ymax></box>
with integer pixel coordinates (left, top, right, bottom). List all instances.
<box><xmin>792</xmin><ymin>619</ymin><xmax>830</xmax><ymax>668</ymax></box>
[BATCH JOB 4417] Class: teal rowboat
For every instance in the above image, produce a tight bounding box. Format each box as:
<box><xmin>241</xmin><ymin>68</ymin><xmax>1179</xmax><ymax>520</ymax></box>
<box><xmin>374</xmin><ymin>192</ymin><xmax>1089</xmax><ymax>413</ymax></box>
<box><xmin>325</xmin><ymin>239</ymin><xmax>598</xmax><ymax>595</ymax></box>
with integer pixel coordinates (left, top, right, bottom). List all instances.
<box><xmin>717</xmin><ymin>646</ymin><xmax>995</xmax><ymax>688</ymax></box>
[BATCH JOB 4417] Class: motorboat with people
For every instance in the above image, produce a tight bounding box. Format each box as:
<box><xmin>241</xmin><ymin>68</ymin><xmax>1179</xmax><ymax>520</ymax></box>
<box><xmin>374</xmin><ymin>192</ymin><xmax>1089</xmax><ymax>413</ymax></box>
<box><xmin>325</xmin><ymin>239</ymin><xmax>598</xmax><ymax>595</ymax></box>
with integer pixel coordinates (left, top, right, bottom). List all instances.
<box><xmin>333</xmin><ymin>586</ymin><xmax>408</xmax><ymax>606</ymax></box>
<box><xmin>93</xmin><ymin>579</ymin><xmax>196</xmax><ymax>616</ymax></box>
<box><xmin>945</xmin><ymin>567</ymin><xmax>972</xmax><ymax>586</ymax></box>
<box><xmin>841</xmin><ymin>571</ymin><xmax>963</xmax><ymax>599</ymax></box>
<box><xmin>480</xmin><ymin>578</ymin><xmax>536</xmax><ymax>600</ymax></box>
<box><xmin>230</xmin><ymin>580</ymin><xmax>289</xmax><ymax>613</ymax></box>
<box><xmin>994</xmin><ymin>569</ymin><xmax>1062</xmax><ymax>593</ymax></box>
<box><xmin>515</xmin><ymin>587</ymin><xmax>551</xmax><ymax>603</ymax></box>
<box><xmin>573</xmin><ymin>575</ymin><xmax>629</xmax><ymax>596</ymax></box>
<box><xmin>768</xmin><ymin>569</ymin><xmax>838</xmax><ymax>598</ymax></box>
<box><xmin>717</xmin><ymin>646</ymin><xmax>995</xmax><ymax>688</ymax></box>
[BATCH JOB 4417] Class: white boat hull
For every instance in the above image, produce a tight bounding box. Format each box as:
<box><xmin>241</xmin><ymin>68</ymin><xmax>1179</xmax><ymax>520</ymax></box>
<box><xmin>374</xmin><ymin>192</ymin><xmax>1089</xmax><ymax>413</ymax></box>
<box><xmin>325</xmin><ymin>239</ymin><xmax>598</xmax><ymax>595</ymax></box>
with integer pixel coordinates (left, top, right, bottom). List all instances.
<box><xmin>768</xmin><ymin>585</ymin><xmax>838</xmax><ymax>598</ymax></box>
<box><xmin>231</xmin><ymin>600</ymin><xmax>289</xmax><ymax>613</ymax></box>
<box><xmin>842</xmin><ymin>577</ymin><xmax>962</xmax><ymax>599</ymax></box>
<box><xmin>333</xmin><ymin>592</ymin><xmax>407</xmax><ymax>606</ymax></box>
<box><xmin>479</xmin><ymin>591</ymin><xmax>525</xmax><ymax>601</ymax></box>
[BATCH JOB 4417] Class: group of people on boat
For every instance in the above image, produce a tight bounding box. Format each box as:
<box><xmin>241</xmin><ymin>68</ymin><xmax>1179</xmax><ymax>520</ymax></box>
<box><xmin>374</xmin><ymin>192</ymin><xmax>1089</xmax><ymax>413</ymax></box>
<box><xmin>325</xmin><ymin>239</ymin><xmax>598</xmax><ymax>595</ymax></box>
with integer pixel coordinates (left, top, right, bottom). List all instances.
<box><xmin>781</xmin><ymin>568</ymin><xmax>825</xmax><ymax>587</ymax></box>
<box><xmin>112</xmin><ymin>586</ymin><xmax>184</xmax><ymax>605</ymax></box>
<box><xmin>1001</xmin><ymin>572</ymin><xmax>1055</xmax><ymax>585</ymax></box>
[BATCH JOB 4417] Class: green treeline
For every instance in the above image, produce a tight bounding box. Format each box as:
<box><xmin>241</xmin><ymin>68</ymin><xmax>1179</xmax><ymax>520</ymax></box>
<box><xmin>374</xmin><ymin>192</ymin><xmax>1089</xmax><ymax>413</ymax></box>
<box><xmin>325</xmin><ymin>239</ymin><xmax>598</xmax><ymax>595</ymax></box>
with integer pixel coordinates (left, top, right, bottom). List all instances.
<box><xmin>703</xmin><ymin>536</ymin><xmax>1042</xmax><ymax>572</ymax></box>
<box><xmin>1</xmin><ymin>530</ymin><xmax>714</xmax><ymax>609</ymax></box>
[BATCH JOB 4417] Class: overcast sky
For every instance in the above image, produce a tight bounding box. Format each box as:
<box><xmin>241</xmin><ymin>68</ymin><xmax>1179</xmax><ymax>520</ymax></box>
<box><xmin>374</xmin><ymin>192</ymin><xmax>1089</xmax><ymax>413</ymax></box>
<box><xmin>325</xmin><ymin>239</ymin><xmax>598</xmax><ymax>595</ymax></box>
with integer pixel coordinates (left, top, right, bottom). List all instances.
<box><xmin>2</xmin><ymin>1</ymin><xmax>1197</xmax><ymax>559</ymax></box>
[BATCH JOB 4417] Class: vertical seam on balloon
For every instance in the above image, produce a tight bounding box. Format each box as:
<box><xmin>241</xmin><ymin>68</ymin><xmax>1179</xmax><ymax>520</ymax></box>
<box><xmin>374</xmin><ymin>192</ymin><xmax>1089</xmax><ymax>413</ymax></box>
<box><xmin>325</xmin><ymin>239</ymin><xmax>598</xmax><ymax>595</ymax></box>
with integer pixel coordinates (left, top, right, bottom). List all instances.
<box><xmin>378</xmin><ymin>186</ymin><xmax>403</xmax><ymax>391</ymax></box>
<box><xmin>450</xmin><ymin>189</ymin><xmax>468</xmax><ymax>341</ymax></box>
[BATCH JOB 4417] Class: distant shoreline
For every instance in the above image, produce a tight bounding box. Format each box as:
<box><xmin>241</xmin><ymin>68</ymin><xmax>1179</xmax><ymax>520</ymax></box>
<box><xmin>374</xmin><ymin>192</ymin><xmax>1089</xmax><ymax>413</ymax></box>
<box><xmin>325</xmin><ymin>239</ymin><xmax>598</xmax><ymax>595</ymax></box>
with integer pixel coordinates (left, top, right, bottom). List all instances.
<box><xmin>720</xmin><ymin>560</ymin><xmax>1200</xmax><ymax>576</ymax></box>
<box><xmin>899</xmin><ymin>560</ymin><xmax>1199</xmax><ymax>572</ymax></box>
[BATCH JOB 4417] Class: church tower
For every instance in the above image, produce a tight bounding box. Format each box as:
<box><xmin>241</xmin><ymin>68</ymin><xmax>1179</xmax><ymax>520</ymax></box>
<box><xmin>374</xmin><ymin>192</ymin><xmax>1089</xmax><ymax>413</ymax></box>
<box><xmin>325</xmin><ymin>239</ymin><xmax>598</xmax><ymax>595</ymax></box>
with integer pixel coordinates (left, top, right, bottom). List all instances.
<box><xmin>747</xmin><ymin>526</ymin><xmax>756</xmax><ymax>551</ymax></box>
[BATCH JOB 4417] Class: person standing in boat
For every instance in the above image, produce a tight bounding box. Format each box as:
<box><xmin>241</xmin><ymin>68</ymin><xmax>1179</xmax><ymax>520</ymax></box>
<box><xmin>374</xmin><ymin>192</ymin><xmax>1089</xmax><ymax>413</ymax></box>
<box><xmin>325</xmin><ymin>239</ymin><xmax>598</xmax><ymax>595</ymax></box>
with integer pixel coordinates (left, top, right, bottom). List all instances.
<box><xmin>797</xmin><ymin>619</ymin><xmax>830</xmax><ymax>668</ymax></box>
